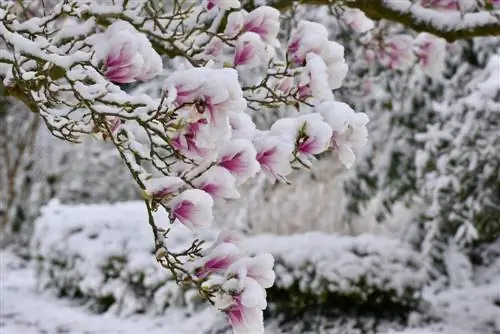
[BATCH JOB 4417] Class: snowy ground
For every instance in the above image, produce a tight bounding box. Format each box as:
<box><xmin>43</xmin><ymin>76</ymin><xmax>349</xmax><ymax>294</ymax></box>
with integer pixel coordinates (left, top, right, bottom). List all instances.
<box><xmin>0</xmin><ymin>251</ymin><xmax>226</xmax><ymax>334</ymax></box>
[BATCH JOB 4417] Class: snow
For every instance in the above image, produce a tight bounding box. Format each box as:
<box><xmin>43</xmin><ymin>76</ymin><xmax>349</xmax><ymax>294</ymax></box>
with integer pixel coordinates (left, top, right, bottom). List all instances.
<box><xmin>0</xmin><ymin>251</ymin><xmax>224</xmax><ymax>334</ymax></box>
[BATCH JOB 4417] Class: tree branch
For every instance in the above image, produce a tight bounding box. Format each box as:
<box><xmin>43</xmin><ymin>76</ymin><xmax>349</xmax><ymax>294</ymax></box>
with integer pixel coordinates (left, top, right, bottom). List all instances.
<box><xmin>272</xmin><ymin>0</ymin><xmax>500</xmax><ymax>42</ymax></box>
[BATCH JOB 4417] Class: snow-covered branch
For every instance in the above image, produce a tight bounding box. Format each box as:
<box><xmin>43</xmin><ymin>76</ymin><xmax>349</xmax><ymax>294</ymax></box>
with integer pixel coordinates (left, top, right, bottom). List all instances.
<box><xmin>273</xmin><ymin>0</ymin><xmax>500</xmax><ymax>42</ymax></box>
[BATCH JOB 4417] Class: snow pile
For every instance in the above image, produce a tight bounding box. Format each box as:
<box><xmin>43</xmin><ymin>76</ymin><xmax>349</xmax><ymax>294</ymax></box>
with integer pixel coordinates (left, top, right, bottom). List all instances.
<box><xmin>31</xmin><ymin>200</ymin><xmax>426</xmax><ymax>324</ymax></box>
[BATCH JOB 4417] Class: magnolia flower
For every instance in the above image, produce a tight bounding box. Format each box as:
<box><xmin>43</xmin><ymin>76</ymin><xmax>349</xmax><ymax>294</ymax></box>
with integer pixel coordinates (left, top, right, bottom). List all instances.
<box><xmin>217</xmin><ymin>139</ymin><xmax>261</xmax><ymax>185</ymax></box>
<box><xmin>143</xmin><ymin>176</ymin><xmax>185</xmax><ymax>199</ymax></box>
<box><xmin>243</xmin><ymin>6</ymin><xmax>281</xmax><ymax>47</ymax></box>
<box><xmin>172</xmin><ymin>119</ymin><xmax>211</xmax><ymax>160</ymax></box>
<box><xmin>168</xmin><ymin>189</ymin><xmax>214</xmax><ymax>230</ymax></box>
<box><xmin>288</xmin><ymin>20</ymin><xmax>329</xmax><ymax>65</ymax></box>
<box><xmin>317</xmin><ymin>101</ymin><xmax>369</xmax><ymax>169</ymax></box>
<box><xmin>253</xmin><ymin>134</ymin><xmax>293</xmax><ymax>182</ymax></box>
<box><xmin>195</xmin><ymin>242</ymin><xmax>241</xmax><ymax>278</ymax></box>
<box><xmin>321</xmin><ymin>42</ymin><xmax>349</xmax><ymax>90</ymax></box>
<box><xmin>301</xmin><ymin>53</ymin><xmax>334</xmax><ymax>102</ymax></box>
<box><xmin>224</xmin><ymin>11</ymin><xmax>245</xmax><ymax>38</ymax></box>
<box><xmin>226</xmin><ymin>253</ymin><xmax>276</xmax><ymax>289</ymax></box>
<box><xmin>377</xmin><ymin>35</ymin><xmax>416</xmax><ymax>70</ymax></box>
<box><xmin>228</xmin><ymin>299</ymin><xmax>264</xmax><ymax>334</ymax></box>
<box><xmin>271</xmin><ymin>113</ymin><xmax>333</xmax><ymax>163</ymax></box>
<box><xmin>233</xmin><ymin>32</ymin><xmax>268</xmax><ymax>68</ymax></box>
<box><xmin>414</xmin><ymin>33</ymin><xmax>447</xmax><ymax>77</ymax></box>
<box><xmin>192</xmin><ymin>166</ymin><xmax>240</xmax><ymax>199</ymax></box>
<box><xmin>205</xmin><ymin>0</ymin><xmax>240</xmax><ymax>10</ymax></box>
<box><xmin>91</xmin><ymin>21</ymin><xmax>162</xmax><ymax>83</ymax></box>
<box><xmin>229</xmin><ymin>111</ymin><xmax>256</xmax><ymax>141</ymax></box>
<box><xmin>341</xmin><ymin>8</ymin><xmax>374</xmax><ymax>33</ymax></box>
<box><xmin>288</xmin><ymin>21</ymin><xmax>348</xmax><ymax>93</ymax></box>
<box><xmin>164</xmin><ymin>68</ymin><xmax>246</xmax><ymax>148</ymax></box>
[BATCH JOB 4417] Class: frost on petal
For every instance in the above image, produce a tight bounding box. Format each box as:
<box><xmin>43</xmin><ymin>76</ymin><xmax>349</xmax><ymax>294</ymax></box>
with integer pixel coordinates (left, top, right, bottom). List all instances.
<box><xmin>239</xmin><ymin>278</ymin><xmax>268</xmax><ymax>309</ymax></box>
<box><xmin>144</xmin><ymin>176</ymin><xmax>185</xmax><ymax>199</ymax></box>
<box><xmin>168</xmin><ymin>189</ymin><xmax>214</xmax><ymax>230</ymax></box>
<box><xmin>414</xmin><ymin>33</ymin><xmax>447</xmax><ymax>77</ymax></box>
<box><xmin>217</xmin><ymin>139</ymin><xmax>261</xmax><ymax>185</ymax></box>
<box><xmin>192</xmin><ymin>166</ymin><xmax>240</xmax><ymax>199</ymax></box>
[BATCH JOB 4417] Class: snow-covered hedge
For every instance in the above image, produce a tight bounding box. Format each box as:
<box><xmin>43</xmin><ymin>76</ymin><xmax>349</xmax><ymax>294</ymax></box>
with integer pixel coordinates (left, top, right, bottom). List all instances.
<box><xmin>244</xmin><ymin>234</ymin><xmax>425</xmax><ymax>323</ymax></box>
<box><xmin>31</xmin><ymin>201</ymin><xmax>426</xmax><ymax>321</ymax></box>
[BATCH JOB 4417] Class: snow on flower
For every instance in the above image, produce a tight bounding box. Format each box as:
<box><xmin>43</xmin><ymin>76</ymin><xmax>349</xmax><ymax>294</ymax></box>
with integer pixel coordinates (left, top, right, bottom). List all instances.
<box><xmin>192</xmin><ymin>166</ymin><xmax>240</xmax><ymax>199</ymax></box>
<box><xmin>224</xmin><ymin>11</ymin><xmax>245</xmax><ymax>38</ymax></box>
<box><xmin>164</xmin><ymin>68</ymin><xmax>247</xmax><ymax>152</ymax></box>
<box><xmin>226</xmin><ymin>253</ymin><xmax>276</xmax><ymax>289</ymax></box>
<box><xmin>377</xmin><ymin>35</ymin><xmax>416</xmax><ymax>71</ymax></box>
<box><xmin>253</xmin><ymin>133</ymin><xmax>293</xmax><ymax>182</ymax></box>
<box><xmin>217</xmin><ymin>139</ymin><xmax>261</xmax><ymax>185</ymax></box>
<box><xmin>414</xmin><ymin>33</ymin><xmax>447</xmax><ymax>77</ymax></box>
<box><xmin>172</xmin><ymin>119</ymin><xmax>212</xmax><ymax>160</ymax></box>
<box><xmin>233</xmin><ymin>32</ymin><xmax>268</xmax><ymax>68</ymax></box>
<box><xmin>288</xmin><ymin>21</ymin><xmax>348</xmax><ymax>96</ymax></box>
<box><xmin>271</xmin><ymin>113</ymin><xmax>333</xmax><ymax>164</ymax></box>
<box><xmin>167</xmin><ymin>189</ymin><xmax>214</xmax><ymax>230</ymax></box>
<box><xmin>205</xmin><ymin>0</ymin><xmax>240</xmax><ymax>10</ymax></box>
<box><xmin>90</xmin><ymin>21</ymin><xmax>162</xmax><ymax>83</ymax></box>
<box><xmin>288</xmin><ymin>20</ymin><xmax>329</xmax><ymax>65</ymax></box>
<box><xmin>243</xmin><ymin>6</ymin><xmax>281</xmax><ymax>47</ymax></box>
<box><xmin>229</xmin><ymin>111</ymin><xmax>256</xmax><ymax>141</ymax></box>
<box><xmin>195</xmin><ymin>242</ymin><xmax>241</xmax><ymax>278</ymax></box>
<box><xmin>143</xmin><ymin>176</ymin><xmax>185</xmax><ymax>199</ymax></box>
<box><xmin>317</xmin><ymin>101</ymin><xmax>369</xmax><ymax>169</ymax></box>
<box><xmin>341</xmin><ymin>8</ymin><xmax>374</xmax><ymax>33</ymax></box>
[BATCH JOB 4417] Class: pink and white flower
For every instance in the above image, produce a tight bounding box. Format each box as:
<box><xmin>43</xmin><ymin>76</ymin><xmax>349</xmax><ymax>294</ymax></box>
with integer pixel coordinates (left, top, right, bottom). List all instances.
<box><xmin>91</xmin><ymin>21</ymin><xmax>162</xmax><ymax>83</ymax></box>
<box><xmin>217</xmin><ymin>139</ymin><xmax>261</xmax><ymax>185</ymax></box>
<box><xmin>229</xmin><ymin>111</ymin><xmax>256</xmax><ymax>141</ymax></box>
<box><xmin>271</xmin><ymin>113</ymin><xmax>333</xmax><ymax>163</ymax></box>
<box><xmin>288</xmin><ymin>21</ymin><xmax>348</xmax><ymax>95</ymax></box>
<box><xmin>377</xmin><ymin>35</ymin><xmax>416</xmax><ymax>70</ymax></box>
<box><xmin>253</xmin><ymin>133</ymin><xmax>293</xmax><ymax>182</ymax></box>
<box><xmin>195</xmin><ymin>242</ymin><xmax>241</xmax><ymax>278</ymax></box>
<box><xmin>341</xmin><ymin>8</ymin><xmax>374</xmax><ymax>33</ymax></box>
<box><xmin>243</xmin><ymin>6</ymin><xmax>281</xmax><ymax>47</ymax></box>
<box><xmin>143</xmin><ymin>176</ymin><xmax>185</xmax><ymax>199</ymax></box>
<box><xmin>414</xmin><ymin>33</ymin><xmax>447</xmax><ymax>77</ymax></box>
<box><xmin>168</xmin><ymin>189</ymin><xmax>214</xmax><ymax>230</ymax></box>
<box><xmin>224</xmin><ymin>11</ymin><xmax>245</xmax><ymax>38</ymax></box>
<box><xmin>226</xmin><ymin>253</ymin><xmax>276</xmax><ymax>289</ymax></box>
<box><xmin>192</xmin><ymin>166</ymin><xmax>240</xmax><ymax>199</ymax></box>
<box><xmin>317</xmin><ymin>101</ymin><xmax>369</xmax><ymax>169</ymax></box>
<box><xmin>233</xmin><ymin>32</ymin><xmax>268</xmax><ymax>69</ymax></box>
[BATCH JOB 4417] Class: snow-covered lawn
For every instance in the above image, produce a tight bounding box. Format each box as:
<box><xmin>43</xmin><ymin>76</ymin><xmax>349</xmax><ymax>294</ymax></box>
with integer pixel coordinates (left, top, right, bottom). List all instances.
<box><xmin>0</xmin><ymin>251</ymin><xmax>223</xmax><ymax>334</ymax></box>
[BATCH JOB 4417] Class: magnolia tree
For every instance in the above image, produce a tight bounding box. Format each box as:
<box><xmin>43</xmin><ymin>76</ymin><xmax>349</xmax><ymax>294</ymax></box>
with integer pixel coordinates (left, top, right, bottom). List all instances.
<box><xmin>1</xmin><ymin>0</ymin><xmax>499</xmax><ymax>333</ymax></box>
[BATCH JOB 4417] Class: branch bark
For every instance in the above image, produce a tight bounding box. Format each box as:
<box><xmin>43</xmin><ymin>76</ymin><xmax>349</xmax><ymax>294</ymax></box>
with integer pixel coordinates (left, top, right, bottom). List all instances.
<box><xmin>271</xmin><ymin>0</ymin><xmax>500</xmax><ymax>42</ymax></box>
